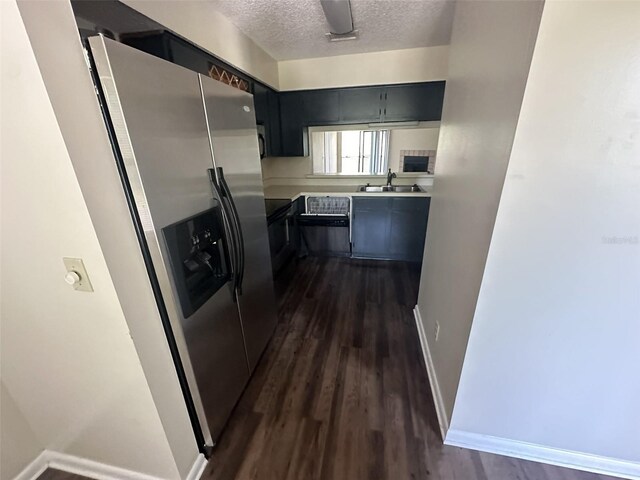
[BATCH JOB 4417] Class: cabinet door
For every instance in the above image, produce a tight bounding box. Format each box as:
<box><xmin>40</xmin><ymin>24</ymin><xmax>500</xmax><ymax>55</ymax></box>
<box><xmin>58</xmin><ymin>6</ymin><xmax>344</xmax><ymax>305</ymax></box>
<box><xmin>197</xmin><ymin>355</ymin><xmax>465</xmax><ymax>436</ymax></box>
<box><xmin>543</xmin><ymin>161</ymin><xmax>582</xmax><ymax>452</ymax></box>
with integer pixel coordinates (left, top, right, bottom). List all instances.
<box><xmin>382</xmin><ymin>82</ymin><xmax>445</xmax><ymax>122</ymax></box>
<box><xmin>167</xmin><ymin>37</ymin><xmax>213</xmax><ymax>76</ymax></box>
<box><xmin>122</xmin><ymin>33</ymin><xmax>172</xmax><ymax>64</ymax></box>
<box><xmin>253</xmin><ymin>83</ymin><xmax>269</xmax><ymax>126</ymax></box>
<box><xmin>252</xmin><ymin>84</ymin><xmax>282</xmax><ymax>157</ymax></box>
<box><xmin>352</xmin><ymin>197</ymin><xmax>393</xmax><ymax>258</ymax></box>
<box><xmin>339</xmin><ymin>87</ymin><xmax>384</xmax><ymax>123</ymax></box>
<box><xmin>389</xmin><ymin>198</ymin><xmax>430</xmax><ymax>262</ymax></box>
<box><xmin>266</xmin><ymin>89</ymin><xmax>282</xmax><ymax>156</ymax></box>
<box><xmin>268</xmin><ymin>215</ymin><xmax>288</xmax><ymax>259</ymax></box>
<box><xmin>279</xmin><ymin>92</ymin><xmax>308</xmax><ymax>156</ymax></box>
<box><xmin>303</xmin><ymin>89</ymin><xmax>340</xmax><ymax>124</ymax></box>
<box><xmin>291</xmin><ymin>197</ymin><xmax>305</xmax><ymax>251</ymax></box>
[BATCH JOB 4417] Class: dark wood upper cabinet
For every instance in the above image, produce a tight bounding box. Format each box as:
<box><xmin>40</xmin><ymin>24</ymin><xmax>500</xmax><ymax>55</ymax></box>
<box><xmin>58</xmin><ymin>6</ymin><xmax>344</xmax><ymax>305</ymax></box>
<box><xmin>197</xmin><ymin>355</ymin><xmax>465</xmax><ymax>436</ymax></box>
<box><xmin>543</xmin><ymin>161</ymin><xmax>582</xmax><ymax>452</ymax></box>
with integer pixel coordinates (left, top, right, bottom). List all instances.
<box><xmin>389</xmin><ymin>197</ymin><xmax>430</xmax><ymax>262</ymax></box>
<box><xmin>253</xmin><ymin>83</ymin><xmax>269</xmax><ymax>125</ymax></box>
<box><xmin>265</xmin><ymin>89</ymin><xmax>282</xmax><ymax>156</ymax></box>
<box><xmin>338</xmin><ymin>87</ymin><xmax>385</xmax><ymax>123</ymax></box>
<box><xmin>253</xmin><ymin>83</ymin><xmax>282</xmax><ymax>157</ymax></box>
<box><xmin>278</xmin><ymin>82</ymin><xmax>445</xmax><ymax>156</ymax></box>
<box><xmin>303</xmin><ymin>90</ymin><xmax>341</xmax><ymax>124</ymax></box>
<box><xmin>289</xmin><ymin>82</ymin><xmax>445</xmax><ymax>131</ymax></box>
<box><xmin>167</xmin><ymin>37</ymin><xmax>213</xmax><ymax>77</ymax></box>
<box><xmin>382</xmin><ymin>81</ymin><xmax>445</xmax><ymax>122</ymax></box>
<box><xmin>279</xmin><ymin>92</ymin><xmax>308</xmax><ymax>157</ymax></box>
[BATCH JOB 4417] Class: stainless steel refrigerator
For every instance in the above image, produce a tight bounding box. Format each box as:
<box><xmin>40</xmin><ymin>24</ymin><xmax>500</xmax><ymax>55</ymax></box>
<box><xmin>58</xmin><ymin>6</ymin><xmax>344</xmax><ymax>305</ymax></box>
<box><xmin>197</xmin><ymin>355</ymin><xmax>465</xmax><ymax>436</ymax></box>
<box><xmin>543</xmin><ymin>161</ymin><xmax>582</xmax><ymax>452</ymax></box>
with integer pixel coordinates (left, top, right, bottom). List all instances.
<box><xmin>88</xmin><ymin>36</ymin><xmax>278</xmax><ymax>452</ymax></box>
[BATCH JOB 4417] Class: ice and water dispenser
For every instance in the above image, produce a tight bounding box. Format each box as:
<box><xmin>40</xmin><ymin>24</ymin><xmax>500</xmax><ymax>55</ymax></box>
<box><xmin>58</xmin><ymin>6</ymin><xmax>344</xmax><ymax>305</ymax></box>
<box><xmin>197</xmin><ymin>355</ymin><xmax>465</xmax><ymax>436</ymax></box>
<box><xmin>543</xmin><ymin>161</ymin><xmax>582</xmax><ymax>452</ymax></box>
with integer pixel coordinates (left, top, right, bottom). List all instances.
<box><xmin>162</xmin><ymin>206</ymin><xmax>230</xmax><ymax>318</ymax></box>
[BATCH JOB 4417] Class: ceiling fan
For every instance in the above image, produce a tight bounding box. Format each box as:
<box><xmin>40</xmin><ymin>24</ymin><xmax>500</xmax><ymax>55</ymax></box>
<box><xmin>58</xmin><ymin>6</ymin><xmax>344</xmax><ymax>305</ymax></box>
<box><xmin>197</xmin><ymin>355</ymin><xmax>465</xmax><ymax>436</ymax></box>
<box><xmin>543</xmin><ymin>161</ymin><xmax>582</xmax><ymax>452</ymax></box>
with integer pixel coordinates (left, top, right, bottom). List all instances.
<box><xmin>320</xmin><ymin>0</ymin><xmax>359</xmax><ymax>41</ymax></box>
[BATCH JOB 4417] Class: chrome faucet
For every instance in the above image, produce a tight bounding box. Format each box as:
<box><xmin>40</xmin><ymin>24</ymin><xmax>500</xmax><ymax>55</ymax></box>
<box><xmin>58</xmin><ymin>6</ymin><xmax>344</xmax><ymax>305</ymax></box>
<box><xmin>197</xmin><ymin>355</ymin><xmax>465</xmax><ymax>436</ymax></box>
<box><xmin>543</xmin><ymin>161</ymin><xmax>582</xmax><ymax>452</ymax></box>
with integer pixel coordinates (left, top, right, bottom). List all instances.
<box><xmin>386</xmin><ymin>168</ymin><xmax>397</xmax><ymax>187</ymax></box>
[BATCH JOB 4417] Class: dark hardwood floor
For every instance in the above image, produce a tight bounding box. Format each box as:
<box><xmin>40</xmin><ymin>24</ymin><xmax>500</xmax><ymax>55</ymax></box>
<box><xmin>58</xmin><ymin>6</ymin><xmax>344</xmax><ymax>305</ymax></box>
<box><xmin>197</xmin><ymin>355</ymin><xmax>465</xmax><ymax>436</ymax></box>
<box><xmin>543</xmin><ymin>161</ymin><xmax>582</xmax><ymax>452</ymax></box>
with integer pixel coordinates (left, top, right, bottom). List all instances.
<box><xmin>38</xmin><ymin>257</ymin><xmax>616</xmax><ymax>480</ymax></box>
<box><xmin>204</xmin><ymin>256</ymin><xmax>616</xmax><ymax>480</ymax></box>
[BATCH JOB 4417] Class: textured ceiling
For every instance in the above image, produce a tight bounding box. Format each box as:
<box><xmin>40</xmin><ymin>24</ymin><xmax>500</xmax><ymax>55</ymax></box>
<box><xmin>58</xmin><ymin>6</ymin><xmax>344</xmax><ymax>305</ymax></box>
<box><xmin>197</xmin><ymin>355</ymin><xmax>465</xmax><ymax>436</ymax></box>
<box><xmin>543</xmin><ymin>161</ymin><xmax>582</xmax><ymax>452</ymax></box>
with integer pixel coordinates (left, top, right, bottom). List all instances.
<box><xmin>207</xmin><ymin>0</ymin><xmax>455</xmax><ymax>60</ymax></box>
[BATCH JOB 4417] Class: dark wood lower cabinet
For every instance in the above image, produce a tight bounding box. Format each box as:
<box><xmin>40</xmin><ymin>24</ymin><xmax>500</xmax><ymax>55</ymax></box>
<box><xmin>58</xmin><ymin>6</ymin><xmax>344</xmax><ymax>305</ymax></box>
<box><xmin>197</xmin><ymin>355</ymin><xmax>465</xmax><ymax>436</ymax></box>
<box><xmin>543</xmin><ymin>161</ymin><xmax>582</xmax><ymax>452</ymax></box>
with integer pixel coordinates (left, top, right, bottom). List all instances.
<box><xmin>352</xmin><ymin>197</ymin><xmax>430</xmax><ymax>262</ymax></box>
<box><xmin>351</xmin><ymin>197</ymin><xmax>392</xmax><ymax>259</ymax></box>
<box><xmin>389</xmin><ymin>197</ymin><xmax>430</xmax><ymax>261</ymax></box>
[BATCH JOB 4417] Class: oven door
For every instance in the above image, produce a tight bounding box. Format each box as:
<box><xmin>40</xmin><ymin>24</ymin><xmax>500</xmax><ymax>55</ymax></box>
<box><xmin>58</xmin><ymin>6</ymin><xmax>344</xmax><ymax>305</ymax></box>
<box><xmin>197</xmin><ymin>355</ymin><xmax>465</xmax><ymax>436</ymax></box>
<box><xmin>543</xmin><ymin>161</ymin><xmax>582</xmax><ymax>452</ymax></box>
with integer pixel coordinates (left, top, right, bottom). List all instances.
<box><xmin>297</xmin><ymin>214</ymin><xmax>351</xmax><ymax>257</ymax></box>
<box><xmin>267</xmin><ymin>204</ymin><xmax>296</xmax><ymax>274</ymax></box>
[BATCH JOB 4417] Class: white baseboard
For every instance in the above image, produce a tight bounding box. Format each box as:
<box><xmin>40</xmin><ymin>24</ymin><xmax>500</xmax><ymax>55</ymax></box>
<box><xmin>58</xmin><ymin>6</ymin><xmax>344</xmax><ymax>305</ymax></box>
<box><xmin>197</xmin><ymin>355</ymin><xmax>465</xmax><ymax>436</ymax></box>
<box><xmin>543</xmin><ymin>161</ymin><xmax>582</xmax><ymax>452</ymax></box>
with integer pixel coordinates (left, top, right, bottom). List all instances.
<box><xmin>185</xmin><ymin>454</ymin><xmax>207</xmax><ymax>480</ymax></box>
<box><xmin>13</xmin><ymin>450</ymin><xmax>207</xmax><ymax>480</ymax></box>
<box><xmin>446</xmin><ymin>429</ymin><xmax>640</xmax><ymax>480</ymax></box>
<box><xmin>412</xmin><ymin>306</ymin><xmax>640</xmax><ymax>480</ymax></box>
<box><xmin>46</xmin><ymin>451</ymin><xmax>164</xmax><ymax>480</ymax></box>
<box><xmin>13</xmin><ymin>451</ymin><xmax>48</xmax><ymax>480</ymax></box>
<box><xmin>413</xmin><ymin>305</ymin><xmax>449</xmax><ymax>440</ymax></box>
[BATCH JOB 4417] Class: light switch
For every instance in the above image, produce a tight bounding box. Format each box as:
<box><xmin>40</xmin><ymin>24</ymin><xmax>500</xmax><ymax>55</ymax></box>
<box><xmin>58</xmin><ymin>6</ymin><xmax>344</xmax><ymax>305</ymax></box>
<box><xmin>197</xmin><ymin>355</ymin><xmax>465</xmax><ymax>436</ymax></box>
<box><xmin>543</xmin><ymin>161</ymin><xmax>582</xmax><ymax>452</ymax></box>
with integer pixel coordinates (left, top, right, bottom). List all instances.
<box><xmin>62</xmin><ymin>257</ymin><xmax>93</xmax><ymax>292</ymax></box>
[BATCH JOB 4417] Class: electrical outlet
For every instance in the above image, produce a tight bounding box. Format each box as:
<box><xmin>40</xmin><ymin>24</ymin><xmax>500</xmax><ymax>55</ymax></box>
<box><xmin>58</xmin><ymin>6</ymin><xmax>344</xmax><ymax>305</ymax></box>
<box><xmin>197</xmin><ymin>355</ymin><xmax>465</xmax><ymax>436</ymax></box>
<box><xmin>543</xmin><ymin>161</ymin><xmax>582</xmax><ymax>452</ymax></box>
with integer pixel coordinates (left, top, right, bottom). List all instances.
<box><xmin>435</xmin><ymin>321</ymin><xmax>440</xmax><ymax>342</ymax></box>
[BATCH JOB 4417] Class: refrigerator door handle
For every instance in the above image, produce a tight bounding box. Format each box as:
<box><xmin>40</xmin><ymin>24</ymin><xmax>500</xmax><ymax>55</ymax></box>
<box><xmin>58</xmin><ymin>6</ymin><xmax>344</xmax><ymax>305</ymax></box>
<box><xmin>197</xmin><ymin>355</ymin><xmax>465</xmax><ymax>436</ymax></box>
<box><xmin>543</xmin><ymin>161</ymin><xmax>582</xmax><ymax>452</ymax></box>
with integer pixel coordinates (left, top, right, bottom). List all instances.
<box><xmin>216</xmin><ymin>167</ymin><xmax>245</xmax><ymax>295</ymax></box>
<box><xmin>208</xmin><ymin>168</ymin><xmax>239</xmax><ymax>301</ymax></box>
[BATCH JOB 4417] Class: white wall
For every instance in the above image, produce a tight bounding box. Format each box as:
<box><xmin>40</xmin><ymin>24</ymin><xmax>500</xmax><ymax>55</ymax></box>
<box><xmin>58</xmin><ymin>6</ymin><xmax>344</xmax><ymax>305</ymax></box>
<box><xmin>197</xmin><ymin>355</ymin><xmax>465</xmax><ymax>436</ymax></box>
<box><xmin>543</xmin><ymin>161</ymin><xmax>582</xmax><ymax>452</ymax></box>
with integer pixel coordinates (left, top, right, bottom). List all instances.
<box><xmin>117</xmin><ymin>3</ymin><xmax>445</xmax><ymax>94</ymax></box>
<box><xmin>450</xmin><ymin>0</ymin><xmax>640</xmax><ymax>467</ymax></box>
<box><xmin>15</xmin><ymin>1</ymin><xmax>201</xmax><ymax>478</ymax></box>
<box><xmin>122</xmin><ymin>0</ymin><xmax>279</xmax><ymax>89</ymax></box>
<box><xmin>0</xmin><ymin>2</ymin><xmax>183</xmax><ymax>478</ymax></box>
<box><xmin>278</xmin><ymin>45</ymin><xmax>448</xmax><ymax>91</ymax></box>
<box><xmin>0</xmin><ymin>382</ymin><xmax>42</xmax><ymax>479</ymax></box>
<box><xmin>388</xmin><ymin>127</ymin><xmax>440</xmax><ymax>172</ymax></box>
<box><xmin>416</xmin><ymin>0</ymin><xmax>544</xmax><ymax>423</ymax></box>
<box><xmin>262</xmin><ymin>156</ymin><xmax>314</xmax><ymax>182</ymax></box>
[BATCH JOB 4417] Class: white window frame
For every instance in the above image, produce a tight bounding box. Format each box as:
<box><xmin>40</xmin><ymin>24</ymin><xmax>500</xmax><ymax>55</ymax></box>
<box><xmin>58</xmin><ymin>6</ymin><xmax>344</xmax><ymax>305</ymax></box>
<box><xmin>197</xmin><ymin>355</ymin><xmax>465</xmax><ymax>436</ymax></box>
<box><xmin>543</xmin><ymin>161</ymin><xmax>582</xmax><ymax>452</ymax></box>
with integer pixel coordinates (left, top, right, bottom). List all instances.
<box><xmin>310</xmin><ymin>125</ymin><xmax>391</xmax><ymax>176</ymax></box>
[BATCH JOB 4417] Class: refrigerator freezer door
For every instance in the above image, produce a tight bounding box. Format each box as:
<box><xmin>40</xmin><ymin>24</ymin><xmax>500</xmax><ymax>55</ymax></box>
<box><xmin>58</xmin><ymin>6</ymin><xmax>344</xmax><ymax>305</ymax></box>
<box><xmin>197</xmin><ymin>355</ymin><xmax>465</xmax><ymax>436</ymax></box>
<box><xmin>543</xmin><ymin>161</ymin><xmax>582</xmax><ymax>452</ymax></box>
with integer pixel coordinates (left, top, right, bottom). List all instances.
<box><xmin>199</xmin><ymin>75</ymin><xmax>279</xmax><ymax>371</ymax></box>
<box><xmin>88</xmin><ymin>36</ymin><xmax>250</xmax><ymax>446</ymax></box>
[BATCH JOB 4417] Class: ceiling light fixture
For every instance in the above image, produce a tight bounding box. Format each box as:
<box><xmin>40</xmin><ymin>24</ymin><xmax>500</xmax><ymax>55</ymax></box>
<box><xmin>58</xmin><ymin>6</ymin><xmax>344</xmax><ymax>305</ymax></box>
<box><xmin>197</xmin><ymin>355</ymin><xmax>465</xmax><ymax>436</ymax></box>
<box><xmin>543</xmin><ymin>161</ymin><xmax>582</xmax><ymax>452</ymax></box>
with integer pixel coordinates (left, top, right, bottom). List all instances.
<box><xmin>325</xmin><ymin>30</ymin><xmax>359</xmax><ymax>42</ymax></box>
<box><xmin>320</xmin><ymin>0</ymin><xmax>355</xmax><ymax>36</ymax></box>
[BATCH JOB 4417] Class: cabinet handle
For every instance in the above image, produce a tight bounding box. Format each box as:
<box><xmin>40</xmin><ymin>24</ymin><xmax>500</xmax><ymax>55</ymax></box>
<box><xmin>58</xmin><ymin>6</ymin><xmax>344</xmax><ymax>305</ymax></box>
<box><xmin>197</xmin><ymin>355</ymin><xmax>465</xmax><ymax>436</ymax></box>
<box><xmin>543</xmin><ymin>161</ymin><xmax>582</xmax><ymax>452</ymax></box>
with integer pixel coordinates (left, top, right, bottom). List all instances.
<box><xmin>384</xmin><ymin>108</ymin><xmax>386</xmax><ymax>115</ymax></box>
<box><xmin>385</xmin><ymin>92</ymin><xmax>387</xmax><ymax>100</ymax></box>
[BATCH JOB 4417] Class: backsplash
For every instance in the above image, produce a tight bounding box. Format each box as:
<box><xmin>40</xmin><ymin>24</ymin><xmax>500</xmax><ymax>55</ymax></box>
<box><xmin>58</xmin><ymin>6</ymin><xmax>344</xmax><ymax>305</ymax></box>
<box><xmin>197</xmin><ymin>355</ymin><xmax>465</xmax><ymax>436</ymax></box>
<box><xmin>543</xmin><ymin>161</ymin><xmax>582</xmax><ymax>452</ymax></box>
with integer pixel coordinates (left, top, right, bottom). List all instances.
<box><xmin>261</xmin><ymin>156</ymin><xmax>434</xmax><ymax>188</ymax></box>
<box><xmin>399</xmin><ymin>149</ymin><xmax>437</xmax><ymax>174</ymax></box>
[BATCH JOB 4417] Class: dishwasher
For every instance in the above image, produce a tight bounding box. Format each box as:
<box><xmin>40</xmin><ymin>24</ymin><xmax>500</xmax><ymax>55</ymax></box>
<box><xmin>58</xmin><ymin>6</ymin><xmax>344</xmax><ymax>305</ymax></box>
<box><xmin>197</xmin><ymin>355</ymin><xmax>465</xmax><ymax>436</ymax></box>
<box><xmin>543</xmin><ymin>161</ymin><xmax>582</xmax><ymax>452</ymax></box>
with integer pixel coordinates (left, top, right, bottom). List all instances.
<box><xmin>297</xmin><ymin>196</ymin><xmax>351</xmax><ymax>257</ymax></box>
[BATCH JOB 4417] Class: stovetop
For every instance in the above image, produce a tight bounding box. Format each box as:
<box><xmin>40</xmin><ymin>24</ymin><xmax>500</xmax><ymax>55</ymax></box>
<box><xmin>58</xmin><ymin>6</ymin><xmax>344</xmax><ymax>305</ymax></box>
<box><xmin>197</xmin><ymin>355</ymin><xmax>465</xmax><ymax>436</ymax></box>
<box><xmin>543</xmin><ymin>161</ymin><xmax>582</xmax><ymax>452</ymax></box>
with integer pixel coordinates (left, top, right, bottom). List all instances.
<box><xmin>264</xmin><ymin>198</ymin><xmax>292</xmax><ymax>218</ymax></box>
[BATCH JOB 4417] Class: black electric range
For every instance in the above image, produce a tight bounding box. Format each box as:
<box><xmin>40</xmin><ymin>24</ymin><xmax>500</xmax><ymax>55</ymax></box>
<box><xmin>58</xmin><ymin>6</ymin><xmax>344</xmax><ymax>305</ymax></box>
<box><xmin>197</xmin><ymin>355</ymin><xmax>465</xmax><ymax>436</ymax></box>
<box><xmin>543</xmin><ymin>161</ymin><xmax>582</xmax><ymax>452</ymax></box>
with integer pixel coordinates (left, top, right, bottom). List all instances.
<box><xmin>265</xmin><ymin>198</ymin><xmax>293</xmax><ymax>221</ymax></box>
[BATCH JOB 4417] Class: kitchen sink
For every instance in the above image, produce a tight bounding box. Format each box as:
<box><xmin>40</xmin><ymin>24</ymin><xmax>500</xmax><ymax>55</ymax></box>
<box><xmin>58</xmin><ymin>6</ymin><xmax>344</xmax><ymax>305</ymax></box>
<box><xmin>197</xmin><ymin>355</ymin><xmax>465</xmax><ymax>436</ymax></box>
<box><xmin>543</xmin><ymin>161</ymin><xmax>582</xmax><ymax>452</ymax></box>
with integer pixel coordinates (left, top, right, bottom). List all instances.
<box><xmin>390</xmin><ymin>185</ymin><xmax>423</xmax><ymax>192</ymax></box>
<box><xmin>358</xmin><ymin>185</ymin><xmax>391</xmax><ymax>192</ymax></box>
<box><xmin>357</xmin><ymin>184</ymin><xmax>423</xmax><ymax>193</ymax></box>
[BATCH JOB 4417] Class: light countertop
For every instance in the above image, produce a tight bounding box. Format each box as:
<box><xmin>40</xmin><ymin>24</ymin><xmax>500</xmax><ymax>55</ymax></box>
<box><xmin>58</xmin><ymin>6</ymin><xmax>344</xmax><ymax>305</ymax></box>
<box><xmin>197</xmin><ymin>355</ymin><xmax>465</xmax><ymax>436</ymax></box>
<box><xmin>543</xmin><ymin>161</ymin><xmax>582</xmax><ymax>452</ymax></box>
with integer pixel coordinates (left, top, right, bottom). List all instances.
<box><xmin>263</xmin><ymin>185</ymin><xmax>432</xmax><ymax>201</ymax></box>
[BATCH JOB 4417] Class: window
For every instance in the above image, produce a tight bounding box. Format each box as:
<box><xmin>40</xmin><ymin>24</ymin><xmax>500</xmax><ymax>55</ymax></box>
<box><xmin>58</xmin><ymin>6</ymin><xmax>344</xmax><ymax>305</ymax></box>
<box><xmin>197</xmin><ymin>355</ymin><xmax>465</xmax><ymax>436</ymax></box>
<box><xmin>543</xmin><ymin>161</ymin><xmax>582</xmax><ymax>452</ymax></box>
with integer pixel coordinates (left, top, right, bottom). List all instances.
<box><xmin>312</xmin><ymin>129</ymin><xmax>389</xmax><ymax>175</ymax></box>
